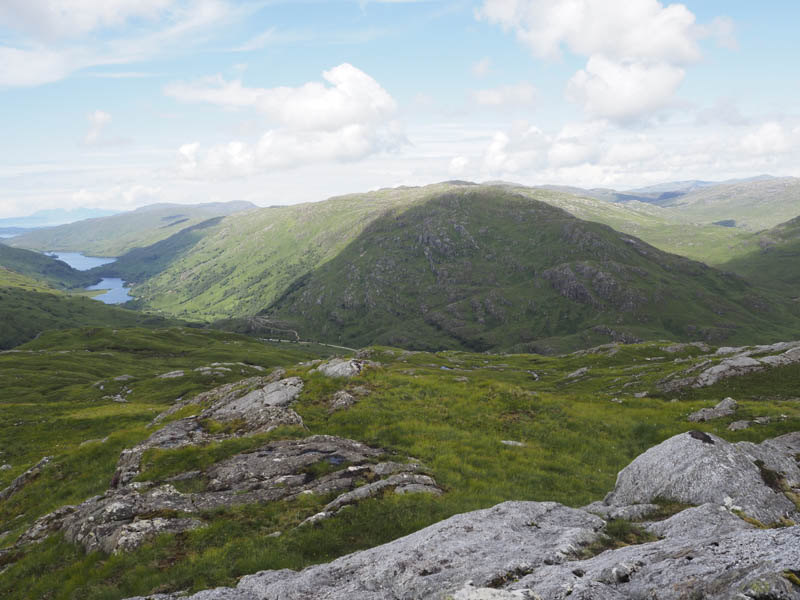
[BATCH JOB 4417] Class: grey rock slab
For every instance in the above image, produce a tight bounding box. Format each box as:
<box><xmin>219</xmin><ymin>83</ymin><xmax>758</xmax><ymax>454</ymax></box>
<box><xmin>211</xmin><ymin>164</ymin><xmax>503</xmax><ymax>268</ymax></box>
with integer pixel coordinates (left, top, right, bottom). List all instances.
<box><xmin>601</xmin><ymin>431</ymin><xmax>799</xmax><ymax>524</ymax></box>
<box><xmin>329</xmin><ymin>390</ymin><xmax>356</xmax><ymax>411</ymax></box>
<box><xmin>313</xmin><ymin>358</ymin><xmax>378</xmax><ymax>378</ymax></box>
<box><xmin>452</xmin><ymin>583</ymin><xmax>541</xmax><ymax>599</ymax></box>
<box><xmin>512</xmin><ymin>525</ymin><xmax>800</xmax><ymax>600</ymax></box>
<box><xmin>693</xmin><ymin>357</ymin><xmax>763</xmax><ymax>388</ymax></box>
<box><xmin>644</xmin><ymin>503</ymin><xmax>754</xmax><ymax>539</ymax></box>
<box><xmin>158</xmin><ymin>370</ymin><xmax>185</xmax><ymax>379</ymax></box>
<box><xmin>688</xmin><ymin>396</ymin><xmax>738</xmax><ymax>422</ymax></box>
<box><xmin>0</xmin><ymin>456</ymin><xmax>51</xmax><ymax>502</ymax></box>
<box><xmin>209</xmin><ymin>377</ymin><xmax>303</xmax><ymax>416</ymax></box>
<box><xmin>234</xmin><ymin>502</ymin><xmax>603</xmax><ymax>600</ymax></box>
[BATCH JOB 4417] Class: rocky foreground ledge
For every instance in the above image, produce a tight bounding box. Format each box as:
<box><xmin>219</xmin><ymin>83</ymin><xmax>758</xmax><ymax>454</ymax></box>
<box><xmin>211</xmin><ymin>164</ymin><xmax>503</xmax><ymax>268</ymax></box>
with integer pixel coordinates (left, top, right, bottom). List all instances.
<box><xmin>122</xmin><ymin>430</ymin><xmax>800</xmax><ymax>600</ymax></box>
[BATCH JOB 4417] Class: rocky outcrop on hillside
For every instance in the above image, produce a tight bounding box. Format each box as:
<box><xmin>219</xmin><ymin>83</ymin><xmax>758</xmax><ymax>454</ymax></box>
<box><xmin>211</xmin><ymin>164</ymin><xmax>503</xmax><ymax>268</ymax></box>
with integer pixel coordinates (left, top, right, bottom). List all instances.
<box><xmin>11</xmin><ymin>374</ymin><xmax>440</xmax><ymax>555</ymax></box>
<box><xmin>658</xmin><ymin>340</ymin><xmax>800</xmax><ymax>391</ymax></box>
<box><xmin>122</xmin><ymin>430</ymin><xmax>800</xmax><ymax>600</ymax></box>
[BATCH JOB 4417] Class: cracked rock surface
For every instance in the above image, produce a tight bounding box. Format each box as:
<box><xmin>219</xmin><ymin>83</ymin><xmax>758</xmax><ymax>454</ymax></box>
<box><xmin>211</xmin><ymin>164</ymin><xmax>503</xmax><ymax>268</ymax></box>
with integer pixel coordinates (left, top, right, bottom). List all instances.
<box><xmin>12</xmin><ymin>374</ymin><xmax>440</xmax><ymax>555</ymax></box>
<box><xmin>121</xmin><ymin>431</ymin><xmax>800</xmax><ymax>600</ymax></box>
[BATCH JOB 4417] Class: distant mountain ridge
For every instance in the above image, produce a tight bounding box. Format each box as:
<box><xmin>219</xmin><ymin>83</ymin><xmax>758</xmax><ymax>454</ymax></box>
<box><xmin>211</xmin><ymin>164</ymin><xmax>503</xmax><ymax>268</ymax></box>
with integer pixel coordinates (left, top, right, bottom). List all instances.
<box><xmin>0</xmin><ymin>207</ymin><xmax>121</xmax><ymax>228</ymax></box>
<box><xmin>8</xmin><ymin>201</ymin><xmax>257</xmax><ymax>256</ymax></box>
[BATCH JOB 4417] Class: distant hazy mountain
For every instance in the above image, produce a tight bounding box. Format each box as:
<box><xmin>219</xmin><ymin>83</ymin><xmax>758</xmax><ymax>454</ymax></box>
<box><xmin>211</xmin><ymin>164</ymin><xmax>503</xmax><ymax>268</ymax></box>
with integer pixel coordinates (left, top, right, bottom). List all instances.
<box><xmin>0</xmin><ymin>207</ymin><xmax>120</xmax><ymax>229</ymax></box>
<box><xmin>661</xmin><ymin>177</ymin><xmax>800</xmax><ymax>230</ymax></box>
<box><xmin>626</xmin><ymin>175</ymin><xmax>777</xmax><ymax>196</ymax></box>
<box><xmin>538</xmin><ymin>175</ymin><xmax>782</xmax><ymax>208</ymax></box>
<box><xmin>8</xmin><ymin>201</ymin><xmax>257</xmax><ymax>256</ymax></box>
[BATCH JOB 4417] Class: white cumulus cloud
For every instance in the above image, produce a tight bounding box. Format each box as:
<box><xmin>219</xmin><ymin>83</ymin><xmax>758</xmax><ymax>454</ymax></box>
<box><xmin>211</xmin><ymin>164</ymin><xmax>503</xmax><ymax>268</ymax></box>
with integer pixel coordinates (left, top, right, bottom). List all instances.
<box><xmin>171</xmin><ymin>64</ymin><xmax>405</xmax><ymax>177</ymax></box>
<box><xmin>567</xmin><ymin>56</ymin><xmax>685</xmax><ymax>121</ymax></box>
<box><xmin>478</xmin><ymin>0</ymin><xmax>724</xmax><ymax>122</ymax></box>
<box><xmin>741</xmin><ymin>122</ymin><xmax>793</xmax><ymax>155</ymax></box>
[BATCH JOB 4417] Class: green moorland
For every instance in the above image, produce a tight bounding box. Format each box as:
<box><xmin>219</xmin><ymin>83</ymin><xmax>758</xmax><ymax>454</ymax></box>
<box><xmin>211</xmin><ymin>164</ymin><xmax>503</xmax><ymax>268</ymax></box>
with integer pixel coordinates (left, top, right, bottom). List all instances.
<box><xmin>722</xmin><ymin>215</ymin><xmax>800</xmax><ymax>296</ymax></box>
<box><xmin>7</xmin><ymin>201</ymin><xmax>255</xmax><ymax>257</ymax></box>
<box><xmin>1</xmin><ymin>328</ymin><xmax>799</xmax><ymax>599</ymax></box>
<box><xmin>58</xmin><ymin>183</ymin><xmax>764</xmax><ymax>326</ymax></box>
<box><xmin>265</xmin><ymin>187</ymin><xmax>800</xmax><ymax>352</ymax></box>
<box><xmin>0</xmin><ymin>269</ymin><xmax>173</xmax><ymax>349</ymax></box>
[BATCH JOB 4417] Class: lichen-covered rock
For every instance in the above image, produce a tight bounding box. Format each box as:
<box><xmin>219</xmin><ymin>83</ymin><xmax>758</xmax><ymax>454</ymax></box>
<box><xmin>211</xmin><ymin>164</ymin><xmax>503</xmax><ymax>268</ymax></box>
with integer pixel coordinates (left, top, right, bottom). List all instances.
<box><xmin>329</xmin><ymin>390</ymin><xmax>356</xmax><ymax>411</ymax></box>
<box><xmin>312</xmin><ymin>358</ymin><xmax>377</xmax><ymax>378</ymax></box>
<box><xmin>18</xmin><ymin>435</ymin><xmax>439</xmax><ymax>554</ymax></box>
<box><xmin>511</xmin><ymin>526</ymin><xmax>800</xmax><ymax>600</ymax></box>
<box><xmin>601</xmin><ymin>431</ymin><xmax>800</xmax><ymax>524</ymax></box>
<box><xmin>0</xmin><ymin>456</ymin><xmax>51</xmax><ymax>502</ymax></box>
<box><xmin>234</xmin><ymin>502</ymin><xmax>602</xmax><ymax>600</ymax></box>
<box><xmin>688</xmin><ymin>396</ymin><xmax>738</xmax><ymax>422</ymax></box>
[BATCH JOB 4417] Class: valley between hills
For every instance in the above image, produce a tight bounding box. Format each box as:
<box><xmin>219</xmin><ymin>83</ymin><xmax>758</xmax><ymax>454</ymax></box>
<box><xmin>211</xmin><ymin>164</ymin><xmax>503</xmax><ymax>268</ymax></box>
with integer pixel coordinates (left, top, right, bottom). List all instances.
<box><xmin>2</xmin><ymin>178</ymin><xmax>800</xmax><ymax>599</ymax></box>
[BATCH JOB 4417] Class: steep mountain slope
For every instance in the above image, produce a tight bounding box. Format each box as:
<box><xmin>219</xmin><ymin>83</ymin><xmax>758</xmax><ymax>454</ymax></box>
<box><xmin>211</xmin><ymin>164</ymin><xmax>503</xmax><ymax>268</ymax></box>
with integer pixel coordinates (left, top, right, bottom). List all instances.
<box><xmin>8</xmin><ymin>201</ymin><xmax>256</xmax><ymax>256</ymax></box>
<box><xmin>90</xmin><ymin>217</ymin><xmax>226</xmax><ymax>284</ymax></box>
<box><xmin>722</xmin><ymin>215</ymin><xmax>800</xmax><ymax>295</ymax></box>
<box><xmin>660</xmin><ymin>176</ymin><xmax>800</xmax><ymax>230</ymax></box>
<box><xmin>0</xmin><ymin>269</ymin><xmax>171</xmax><ymax>348</ymax></box>
<box><xmin>129</xmin><ymin>185</ymin><xmax>458</xmax><ymax>320</ymax></box>
<box><xmin>265</xmin><ymin>187</ymin><xmax>800</xmax><ymax>352</ymax></box>
<box><xmin>0</xmin><ymin>243</ymin><xmax>96</xmax><ymax>289</ymax></box>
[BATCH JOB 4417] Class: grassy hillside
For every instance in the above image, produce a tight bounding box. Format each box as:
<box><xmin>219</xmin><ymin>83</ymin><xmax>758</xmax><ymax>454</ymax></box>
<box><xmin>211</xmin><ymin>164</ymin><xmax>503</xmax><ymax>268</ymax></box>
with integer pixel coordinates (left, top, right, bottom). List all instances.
<box><xmin>722</xmin><ymin>215</ymin><xmax>800</xmax><ymax>296</ymax></box>
<box><xmin>8</xmin><ymin>201</ymin><xmax>255</xmax><ymax>257</ymax></box>
<box><xmin>1</xmin><ymin>330</ymin><xmax>798</xmax><ymax>599</ymax></box>
<box><xmin>0</xmin><ymin>268</ymin><xmax>173</xmax><ymax>349</ymax></box>
<box><xmin>129</xmin><ymin>185</ymin><xmax>462</xmax><ymax>320</ymax></box>
<box><xmin>661</xmin><ymin>176</ymin><xmax>800</xmax><ymax>231</ymax></box>
<box><xmin>503</xmin><ymin>185</ymin><xmax>758</xmax><ymax>265</ymax></box>
<box><xmin>108</xmin><ymin>183</ymin><xmax>761</xmax><ymax>325</ymax></box>
<box><xmin>90</xmin><ymin>217</ymin><xmax>226</xmax><ymax>283</ymax></box>
<box><xmin>0</xmin><ymin>243</ymin><xmax>97</xmax><ymax>289</ymax></box>
<box><xmin>265</xmin><ymin>187</ymin><xmax>800</xmax><ymax>352</ymax></box>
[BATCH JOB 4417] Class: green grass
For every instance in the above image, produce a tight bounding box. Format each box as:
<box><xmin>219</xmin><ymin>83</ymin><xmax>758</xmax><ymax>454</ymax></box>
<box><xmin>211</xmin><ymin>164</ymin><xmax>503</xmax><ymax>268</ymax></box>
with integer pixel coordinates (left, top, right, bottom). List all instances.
<box><xmin>1</xmin><ymin>333</ymin><xmax>799</xmax><ymax>599</ymax></box>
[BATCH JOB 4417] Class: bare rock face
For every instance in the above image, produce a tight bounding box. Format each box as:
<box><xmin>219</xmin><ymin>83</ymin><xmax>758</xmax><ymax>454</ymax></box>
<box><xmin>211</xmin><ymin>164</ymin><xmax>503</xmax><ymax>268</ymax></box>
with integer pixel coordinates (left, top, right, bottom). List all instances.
<box><xmin>12</xmin><ymin>373</ymin><xmax>439</xmax><ymax>555</ymax></box>
<box><xmin>511</xmin><ymin>524</ymin><xmax>800</xmax><ymax>600</ymax></box>
<box><xmin>688</xmin><ymin>396</ymin><xmax>738</xmax><ymax>422</ymax></box>
<box><xmin>236</xmin><ymin>502</ymin><xmax>602</xmax><ymax>600</ymax></box>
<box><xmin>658</xmin><ymin>341</ymin><xmax>800</xmax><ymax>392</ymax></box>
<box><xmin>120</xmin><ymin>430</ymin><xmax>800</xmax><ymax>600</ymax></box>
<box><xmin>600</xmin><ymin>431</ymin><xmax>800</xmax><ymax>525</ymax></box>
<box><xmin>0</xmin><ymin>456</ymin><xmax>51</xmax><ymax>502</ymax></box>
<box><xmin>18</xmin><ymin>435</ymin><xmax>439</xmax><ymax>554</ymax></box>
<box><xmin>312</xmin><ymin>358</ymin><xmax>378</xmax><ymax>378</ymax></box>
<box><xmin>115</xmin><ymin>376</ymin><xmax>305</xmax><ymax>488</ymax></box>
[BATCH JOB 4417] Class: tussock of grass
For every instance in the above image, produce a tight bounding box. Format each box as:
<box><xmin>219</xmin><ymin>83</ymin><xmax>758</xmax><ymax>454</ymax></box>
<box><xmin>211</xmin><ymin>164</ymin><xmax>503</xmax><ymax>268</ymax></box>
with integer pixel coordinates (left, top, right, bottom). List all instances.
<box><xmin>579</xmin><ymin>519</ymin><xmax>658</xmax><ymax>559</ymax></box>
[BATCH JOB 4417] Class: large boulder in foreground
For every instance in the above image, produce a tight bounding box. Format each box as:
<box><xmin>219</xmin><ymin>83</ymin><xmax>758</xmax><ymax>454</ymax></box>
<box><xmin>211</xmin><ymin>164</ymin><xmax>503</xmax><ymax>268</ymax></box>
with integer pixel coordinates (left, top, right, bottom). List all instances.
<box><xmin>599</xmin><ymin>431</ymin><xmax>800</xmax><ymax>525</ymax></box>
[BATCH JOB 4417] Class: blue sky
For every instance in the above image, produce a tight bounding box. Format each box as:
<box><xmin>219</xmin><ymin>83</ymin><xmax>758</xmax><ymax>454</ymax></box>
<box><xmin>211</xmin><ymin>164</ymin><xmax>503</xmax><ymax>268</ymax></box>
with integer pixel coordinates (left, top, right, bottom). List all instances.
<box><xmin>0</xmin><ymin>0</ymin><xmax>798</xmax><ymax>217</ymax></box>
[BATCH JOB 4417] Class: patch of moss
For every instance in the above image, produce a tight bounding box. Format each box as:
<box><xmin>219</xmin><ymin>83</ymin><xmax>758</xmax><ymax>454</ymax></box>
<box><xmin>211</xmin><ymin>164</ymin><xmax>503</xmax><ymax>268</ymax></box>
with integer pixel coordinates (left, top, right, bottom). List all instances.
<box><xmin>579</xmin><ymin>519</ymin><xmax>658</xmax><ymax>559</ymax></box>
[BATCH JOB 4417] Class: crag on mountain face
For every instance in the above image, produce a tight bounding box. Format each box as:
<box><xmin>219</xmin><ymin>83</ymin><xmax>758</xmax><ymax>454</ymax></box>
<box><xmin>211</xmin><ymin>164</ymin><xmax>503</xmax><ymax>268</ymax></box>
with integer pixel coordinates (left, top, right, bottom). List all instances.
<box><xmin>265</xmin><ymin>187</ymin><xmax>800</xmax><ymax>353</ymax></box>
